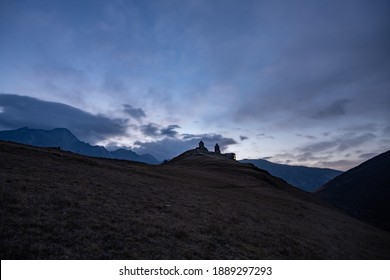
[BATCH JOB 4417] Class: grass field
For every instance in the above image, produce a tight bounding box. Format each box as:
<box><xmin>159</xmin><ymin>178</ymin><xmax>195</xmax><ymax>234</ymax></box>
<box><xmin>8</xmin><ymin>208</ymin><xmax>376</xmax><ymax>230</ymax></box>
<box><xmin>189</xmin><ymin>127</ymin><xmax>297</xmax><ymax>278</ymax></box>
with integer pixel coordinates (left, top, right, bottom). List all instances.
<box><xmin>1</xmin><ymin>141</ymin><xmax>390</xmax><ymax>259</ymax></box>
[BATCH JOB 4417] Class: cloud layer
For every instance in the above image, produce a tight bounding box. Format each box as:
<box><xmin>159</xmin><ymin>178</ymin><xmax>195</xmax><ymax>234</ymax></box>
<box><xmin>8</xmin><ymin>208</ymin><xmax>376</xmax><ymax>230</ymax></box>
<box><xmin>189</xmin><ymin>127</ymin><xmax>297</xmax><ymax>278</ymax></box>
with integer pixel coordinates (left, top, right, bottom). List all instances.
<box><xmin>1</xmin><ymin>0</ymin><xmax>389</xmax><ymax>170</ymax></box>
<box><xmin>0</xmin><ymin>93</ymin><xmax>237</xmax><ymax>161</ymax></box>
<box><xmin>0</xmin><ymin>93</ymin><xmax>127</xmax><ymax>143</ymax></box>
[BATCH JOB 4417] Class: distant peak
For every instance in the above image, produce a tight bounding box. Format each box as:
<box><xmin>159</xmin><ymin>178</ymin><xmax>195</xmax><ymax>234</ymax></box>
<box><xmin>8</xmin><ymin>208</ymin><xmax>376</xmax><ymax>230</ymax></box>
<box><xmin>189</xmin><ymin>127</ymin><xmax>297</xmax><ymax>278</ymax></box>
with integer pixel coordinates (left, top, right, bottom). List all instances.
<box><xmin>51</xmin><ymin>127</ymin><xmax>73</xmax><ymax>133</ymax></box>
<box><xmin>12</xmin><ymin>127</ymin><xmax>78</xmax><ymax>140</ymax></box>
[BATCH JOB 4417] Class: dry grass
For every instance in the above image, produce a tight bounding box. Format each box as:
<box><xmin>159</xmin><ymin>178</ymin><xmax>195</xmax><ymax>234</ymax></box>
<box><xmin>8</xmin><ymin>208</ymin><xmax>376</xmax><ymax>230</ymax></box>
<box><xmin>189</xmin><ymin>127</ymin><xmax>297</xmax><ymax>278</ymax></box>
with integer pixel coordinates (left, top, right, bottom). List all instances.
<box><xmin>1</xmin><ymin>141</ymin><xmax>390</xmax><ymax>259</ymax></box>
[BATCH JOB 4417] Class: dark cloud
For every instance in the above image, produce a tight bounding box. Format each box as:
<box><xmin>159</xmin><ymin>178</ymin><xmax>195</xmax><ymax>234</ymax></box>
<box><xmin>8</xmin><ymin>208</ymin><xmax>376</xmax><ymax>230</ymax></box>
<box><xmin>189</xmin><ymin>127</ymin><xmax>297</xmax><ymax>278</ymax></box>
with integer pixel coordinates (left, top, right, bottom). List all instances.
<box><xmin>0</xmin><ymin>93</ymin><xmax>127</xmax><ymax>143</ymax></box>
<box><xmin>359</xmin><ymin>152</ymin><xmax>378</xmax><ymax>160</ymax></box>
<box><xmin>342</xmin><ymin>123</ymin><xmax>377</xmax><ymax>133</ymax></box>
<box><xmin>256</xmin><ymin>133</ymin><xmax>275</xmax><ymax>140</ymax></box>
<box><xmin>271</xmin><ymin>152</ymin><xmax>332</xmax><ymax>165</ymax></box>
<box><xmin>317</xmin><ymin>149</ymin><xmax>389</xmax><ymax>171</ymax></box>
<box><xmin>140</xmin><ymin>123</ymin><xmax>160</xmax><ymax>137</ymax></box>
<box><xmin>123</xmin><ymin>104</ymin><xmax>146</xmax><ymax>120</ymax></box>
<box><xmin>230</xmin><ymin>1</ymin><xmax>390</xmax><ymax>126</ymax></box>
<box><xmin>134</xmin><ymin>133</ymin><xmax>237</xmax><ymax>161</ymax></box>
<box><xmin>160</xmin><ymin>125</ymin><xmax>180</xmax><ymax>138</ymax></box>
<box><xmin>296</xmin><ymin>134</ymin><xmax>317</xmax><ymax>140</ymax></box>
<box><xmin>299</xmin><ymin>133</ymin><xmax>376</xmax><ymax>154</ymax></box>
<box><xmin>313</xmin><ymin>99</ymin><xmax>351</xmax><ymax>119</ymax></box>
<box><xmin>383</xmin><ymin>126</ymin><xmax>390</xmax><ymax>137</ymax></box>
<box><xmin>270</xmin><ymin>132</ymin><xmax>380</xmax><ymax>170</ymax></box>
<box><xmin>336</xmin><ymin>133</ymin><xmax>377</xmax><ymax>152</ymax></box>
<box><xmin>240</xmin><ymin>135</ymin><xmax>249</xmax><ymax>141</ymax></box>
<box><xmin>262</xmin><ymin>156</ymin><xmax>273</xmax><ymax>160</ymax></box>
<box><xmin>140</xmin><ymin>123</ymin><xmax>180</xmax><ymax>138</ymax></box>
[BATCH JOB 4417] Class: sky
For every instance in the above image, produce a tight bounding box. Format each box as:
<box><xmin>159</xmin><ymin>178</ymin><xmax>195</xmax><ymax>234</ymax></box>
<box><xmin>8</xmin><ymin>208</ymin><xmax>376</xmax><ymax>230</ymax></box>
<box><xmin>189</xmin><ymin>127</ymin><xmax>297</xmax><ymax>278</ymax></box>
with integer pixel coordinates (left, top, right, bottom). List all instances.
<box><xmin>0</xmin><ymin>0</ymin><xmax>389</xmax><ymax>170</ymax></box>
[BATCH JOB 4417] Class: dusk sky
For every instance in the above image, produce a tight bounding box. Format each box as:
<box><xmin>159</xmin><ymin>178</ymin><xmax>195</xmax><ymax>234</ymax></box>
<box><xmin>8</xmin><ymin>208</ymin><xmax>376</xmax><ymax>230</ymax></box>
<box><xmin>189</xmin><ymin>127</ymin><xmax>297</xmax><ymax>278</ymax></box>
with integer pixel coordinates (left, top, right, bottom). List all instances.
<box><xmin>1</xmin><ymin>0</ymin><xmax>389</xmax><ymax>170</ymax></box>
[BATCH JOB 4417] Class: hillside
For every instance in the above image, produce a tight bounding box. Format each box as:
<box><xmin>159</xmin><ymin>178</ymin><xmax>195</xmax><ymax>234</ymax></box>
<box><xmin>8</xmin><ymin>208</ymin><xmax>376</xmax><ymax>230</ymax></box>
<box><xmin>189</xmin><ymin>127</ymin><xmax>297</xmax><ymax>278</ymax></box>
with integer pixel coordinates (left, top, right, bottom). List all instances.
<box><xmin>1</xmin><ymin>141</ymin><xmax>390</xmax><ymax>259</ymax></box>
<box><xmin>240</xmin><ymin>159</ymin><xmax>342</xmax><ymax>192</ymax></box>
<box><xmin>315</xmin><ymin>150</ymin><xmax>390</xmax><ymax>232</ymax></box>
<box><xmin>0</xmin><ymin>127</ymin><xmax>159</xmax><ymax>164</ymax></box>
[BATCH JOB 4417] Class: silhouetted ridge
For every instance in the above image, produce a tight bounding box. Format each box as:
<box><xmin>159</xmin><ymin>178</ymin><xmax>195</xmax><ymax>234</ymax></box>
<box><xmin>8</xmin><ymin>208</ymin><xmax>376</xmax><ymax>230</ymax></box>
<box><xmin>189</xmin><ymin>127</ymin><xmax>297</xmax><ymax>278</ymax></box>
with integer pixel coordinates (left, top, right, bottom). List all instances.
<box><xmin>0</xmin><ymin>127</ymin><xmax>159</xmax><ymax>164</ymax></box>
<box><xmin>1</xmin><ymin>140</ymin><xmax>390</xmax><ymax>259</ymax></box>
<box><xmin>240</xmin><ymin>159</ymin><xmax>342</xmax><ymax>192</ymax></box>
<box><xmin>315</xmin><ymin>150</ymin><xmax>390</xmax><ymax>232</ymax></box>
<box><xmin>167</xmin><ymin>148</ymin><xmax>236</xmax><ymax>165</ymax></box>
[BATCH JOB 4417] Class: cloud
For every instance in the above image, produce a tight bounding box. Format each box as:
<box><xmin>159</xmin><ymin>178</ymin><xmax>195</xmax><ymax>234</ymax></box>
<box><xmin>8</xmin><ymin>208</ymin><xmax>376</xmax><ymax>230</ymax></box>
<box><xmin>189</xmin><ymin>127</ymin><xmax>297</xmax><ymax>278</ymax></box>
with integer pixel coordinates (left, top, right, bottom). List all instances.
<box><xmin>313</xmin><ymin>99</ymin><xmax>351</xmax><ymax>119</ymax></box>
<box><xmin>256</xmin><ymin>133</ymin><xmax>275</xmax><ymax>140</ymax></box>
<box><xmin>140</xmin><ymin>123</ymin><xmax>180</xmax><ymax>138</ymax></box>
<box><xmin>160</xmin><ymin>125</ymin><xmax>180</xmax><ymax>138</ymax></box>
<box><xmin>299</xmin><ymin>133</ymin><xmax>376</xmax><ymax>154</ymax></box>
<box><xmin>229</xmin><ymin>1</ymin><xmax>390</xmax><ymax>128</ymax></box>
<box><xmin>262</xmin><ymin>156</ymin><xmax>273</xmax><ymax>160</ymax></box>
<box><xmin>123</xmin><ymin>104</ymin><xmax>146</xmax><ymax>120</ymax></box>
<box><xmin>317</xmin><ymin>159</ymin><xmax>363</xmax><ymax>171</ymax></box>
<box><xmin>30</xmin><ymin>62</ymin><xmax>94</xmax><ymax>105</ymax></box>
<box><xmin>336</xmin><ymin>133</ymin><xmax>377</xmax><ymax>152</ymax></box>
<box><xmin>240</xmin><ymin>135</ymin><xmax>249</xmax><ymax>141</ymax></box>
<box><xmin>1</xmin><ymin>1</ymin><xmax>388</xmax><ymax>171</ymax></box>
<box><xmin>0</xmin><ymin>94</ymin><xmax>238</xmax><ymax>161</ymax></box>
<box><xmin>0</xmin><ymin>93</ymin><xmax>127</xmax><ymax>143</ymax></box>
<box><xmin>140</xmin><ymin>123</ymin><xmax>160</xmax><ymax>137</ymax></box>
<box><xmin>296</xmin><ymin>134</ymin><xmax>317</xmax><ymax>140</ymax></box>
<box><xmin>359</xmin><ymin>152</ymin><xmax>378</xmax><ymax>160</ymax></box>
<box><xmin>342</xmin><ymin>123</ymin><xmax>377</xmax><ymax>133</ymax></box>
<box><xmin>317</xmin><ymin>149</ymin><xmax>388</xmax><ymax>171</ymax></box>
<box><xmin>269</xmin><ymin>132</ymin><xmax>379</xmax><ymax>170</ymax></box>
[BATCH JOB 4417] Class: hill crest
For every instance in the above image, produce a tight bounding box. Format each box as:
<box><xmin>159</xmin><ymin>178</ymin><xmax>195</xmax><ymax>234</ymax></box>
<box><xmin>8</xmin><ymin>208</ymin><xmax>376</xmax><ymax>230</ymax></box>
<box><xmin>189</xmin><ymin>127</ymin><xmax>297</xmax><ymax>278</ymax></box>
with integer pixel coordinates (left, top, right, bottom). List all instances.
<box><xmin>315</xmin><ymin>150</ymin><xmax>390</xmax><ymax>232</ymax></box>
<box><xmin>240</xmin><ymin>158</ymin><xmax>342</xmax><ymax>192</ymax></box>
<box><xmin>1</xmin><ymin>140</ymin><xmax>390</xmax><ymax>259</ymax></box>
<box><xmin>0</xmin><ymin>127</ymin><xmax>159</xmax><ymax>164</ymax></box>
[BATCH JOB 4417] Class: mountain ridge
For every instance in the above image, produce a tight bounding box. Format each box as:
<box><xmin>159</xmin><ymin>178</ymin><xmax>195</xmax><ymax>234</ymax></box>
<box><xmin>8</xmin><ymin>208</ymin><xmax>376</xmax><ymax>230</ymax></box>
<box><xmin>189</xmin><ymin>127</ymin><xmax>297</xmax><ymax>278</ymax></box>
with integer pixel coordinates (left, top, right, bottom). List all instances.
<box><xmin>240</xmin><ymin>158</ymin><xmax>342</xmax><ymax>192</ymax></box>
<box><xmin>0</xmin><ymin>127</ymin><xmax>159</xmax><ymax>164</ymax></box>
<box><xmin>315</xmin><ymin>150</ymin><xmax>390</xmax><ymax>232</ymax></box>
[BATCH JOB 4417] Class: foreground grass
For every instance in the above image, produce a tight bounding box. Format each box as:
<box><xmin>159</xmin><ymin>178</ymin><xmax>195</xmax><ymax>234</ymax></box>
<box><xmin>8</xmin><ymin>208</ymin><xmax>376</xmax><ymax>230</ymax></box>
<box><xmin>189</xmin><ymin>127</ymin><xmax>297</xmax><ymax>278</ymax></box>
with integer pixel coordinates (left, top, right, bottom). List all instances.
<box><xmin>1</xmin><ymin>141</ymin><xmax>390</xmax><ymax>259</ymax></box>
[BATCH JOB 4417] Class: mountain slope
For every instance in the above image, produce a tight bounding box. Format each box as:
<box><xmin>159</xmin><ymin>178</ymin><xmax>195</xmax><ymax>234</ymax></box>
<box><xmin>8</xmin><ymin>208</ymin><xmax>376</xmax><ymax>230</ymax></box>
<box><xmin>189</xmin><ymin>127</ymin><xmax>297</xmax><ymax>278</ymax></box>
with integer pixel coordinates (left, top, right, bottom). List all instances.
<box><xmin>240</xmin><ymin>159</ymin><xmax>342</xmax><ymax>192</ymax></box>
<box><xmin>0</xmin><ymin>127</ymin><xmax>159</xmax><ymax>164</ymax></box>
<box><xmin>1</xmin><ymin>141</ymin><xmax>389</xmax><ymax>259</ymax></box>
<box><xmin>315</xmin><ymin>150</ymin><xmax>390</xmax><ymax>232</ymax></box>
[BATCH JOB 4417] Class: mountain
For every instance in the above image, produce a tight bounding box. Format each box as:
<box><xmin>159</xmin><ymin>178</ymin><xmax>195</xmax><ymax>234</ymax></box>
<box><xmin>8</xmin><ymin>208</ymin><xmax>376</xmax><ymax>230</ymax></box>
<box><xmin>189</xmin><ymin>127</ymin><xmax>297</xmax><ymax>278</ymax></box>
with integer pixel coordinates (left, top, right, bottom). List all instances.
<box><xmin>240</xmin><ymin>159</ymin><xmax>343</xmax><ymax>192</ymax></box>
<box><xmin>315</xmin><ymin>150</ymin><xmax>390</xmax><ymax>232</ymax></box>
<box><xmin>0</xmin><ymin>127</ymin><xmax>159</xmax><ymax>164</ymax></box>
<box><xmin>2</xmin><ymin>141</ymin><xmax>389</xmax><ymax>259</ymax></box>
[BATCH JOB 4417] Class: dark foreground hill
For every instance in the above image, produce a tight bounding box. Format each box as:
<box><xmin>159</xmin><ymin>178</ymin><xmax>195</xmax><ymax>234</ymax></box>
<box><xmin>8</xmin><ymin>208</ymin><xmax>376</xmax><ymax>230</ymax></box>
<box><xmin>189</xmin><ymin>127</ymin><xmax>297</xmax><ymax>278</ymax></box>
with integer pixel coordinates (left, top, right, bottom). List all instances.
<box><xmin>315</xmin><ymin>150</ymin><xmax>390</xmax><ymax>232</ymax></box>
<box><xmin>0</xmin><ymin>127</ymin><xmax>159</xmax><ymax>164</ymax></box>
<box><xmin>240</xmin><ymin>159</ymin><xmax>342</xmax><ymax>192</ymax></box>
<box><xmin>1</xmin><ymin>141</ymin><xmax>390</xmax><ymax>259</ymax></box>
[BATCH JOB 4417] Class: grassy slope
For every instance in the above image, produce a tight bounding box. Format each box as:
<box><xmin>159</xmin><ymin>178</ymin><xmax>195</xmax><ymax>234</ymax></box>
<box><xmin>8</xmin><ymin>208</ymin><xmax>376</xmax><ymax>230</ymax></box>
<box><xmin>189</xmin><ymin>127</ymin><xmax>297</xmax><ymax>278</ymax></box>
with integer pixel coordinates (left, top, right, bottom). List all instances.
<box><xmin>315</xmin><ymin>150</ymin><xmax>390</xmax><ymax>232</ymax></box>
<box><xmin>1</xmin><ymin>141</ymin><xmax>390</xmax><ymax>259</ymax></box>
